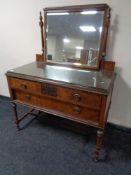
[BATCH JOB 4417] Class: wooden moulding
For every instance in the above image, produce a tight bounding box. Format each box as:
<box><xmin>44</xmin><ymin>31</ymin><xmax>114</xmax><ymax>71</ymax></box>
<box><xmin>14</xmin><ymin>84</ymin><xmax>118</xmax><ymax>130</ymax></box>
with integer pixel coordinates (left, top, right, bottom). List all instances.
<box><xmin>100</xmin><ymin>60</ymin><xmax>115</xmax><ymax>71</ymax></box>
<box><xmin>36</xmin><ymin>54</ymin><xmax>44</xmax><ymax>62</ymax></box>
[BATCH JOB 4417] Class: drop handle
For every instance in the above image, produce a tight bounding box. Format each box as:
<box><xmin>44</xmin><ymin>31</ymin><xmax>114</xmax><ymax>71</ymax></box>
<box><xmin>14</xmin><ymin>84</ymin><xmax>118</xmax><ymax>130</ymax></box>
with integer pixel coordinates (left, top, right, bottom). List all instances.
<box><xmin>74</xmin><ymin>107</ymin><xmax>81</xmax><ymax>113</ymax></box>
<box><xmin>73</xmin><ymin>94</ymin><xmax>81</xmax><ymax>101</ymax></box>
<box><xmin>20</xmin><ymin>83</ymin><xmax>27</xmax><ymax>90</ymax></box>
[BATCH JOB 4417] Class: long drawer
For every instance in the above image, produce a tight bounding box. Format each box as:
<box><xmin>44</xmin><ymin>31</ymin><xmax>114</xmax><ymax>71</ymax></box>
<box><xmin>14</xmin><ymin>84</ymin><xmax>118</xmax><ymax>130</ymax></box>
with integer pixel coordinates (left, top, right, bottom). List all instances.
<box><xmin>14</xmin><ymin>90</ymin><xmax>100</xmax><ymax>124</ymax></box>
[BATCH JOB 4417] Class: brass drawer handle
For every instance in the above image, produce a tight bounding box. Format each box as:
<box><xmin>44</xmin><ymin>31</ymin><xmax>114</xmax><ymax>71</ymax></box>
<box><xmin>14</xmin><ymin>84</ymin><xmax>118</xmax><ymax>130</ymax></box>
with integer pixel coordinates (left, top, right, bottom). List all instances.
<box><xmin>73</xmin><ymin>94</ymin><xmax>81</xmax><ymax>101</ymax></box>
<box><xmin>74</xmin><ymin>106</ymin><xmax>81</xmax><ymax>113</ymax></box>
<box><xmin>20</xmin><ymin>83</ymin><xmax>27</xmax><ymax>90</ymax></box>
<box><xmin>25</xmin><ymin>94</ymin><xmax>31</xmax><ymax>100</ymax></box>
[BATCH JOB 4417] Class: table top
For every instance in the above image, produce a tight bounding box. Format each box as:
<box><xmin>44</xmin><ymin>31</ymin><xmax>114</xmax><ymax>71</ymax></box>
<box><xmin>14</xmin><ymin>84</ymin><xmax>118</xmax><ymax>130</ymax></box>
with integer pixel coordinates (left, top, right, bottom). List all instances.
<box><xmin>6</xmin><ymin>61</ymin><xmax>116</xmax><ymax>95</ymax></box>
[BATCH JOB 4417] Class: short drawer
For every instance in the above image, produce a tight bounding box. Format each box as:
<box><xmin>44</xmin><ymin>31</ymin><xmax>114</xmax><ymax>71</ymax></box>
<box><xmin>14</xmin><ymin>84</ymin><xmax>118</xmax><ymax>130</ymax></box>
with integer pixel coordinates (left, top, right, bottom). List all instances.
<box><xmin>8</xmin><ymin>77</ymin><xmax>41</xmax><ymax>93</ymax></box>
<box><xmin>59</xmin><ymin>88</ymin><xmax>102</xmax><ymax>109</ymax></box>
<box><xmin>14</xmin><ymin>90</ymin><xmax>100</xmax><ymax>124</ymax></box>
<box><xmin>41</xmin><ymin>83</ymin><xmax>102</xmax><ymax>110</ymax></box>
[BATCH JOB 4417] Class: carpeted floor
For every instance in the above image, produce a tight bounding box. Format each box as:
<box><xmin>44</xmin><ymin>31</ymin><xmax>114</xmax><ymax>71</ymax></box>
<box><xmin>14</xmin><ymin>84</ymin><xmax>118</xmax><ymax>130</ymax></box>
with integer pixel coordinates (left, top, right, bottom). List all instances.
<box><xmin>0</xmin><ymin>96</ymin><xmax>131</xmax><ymax>175</ymax></box>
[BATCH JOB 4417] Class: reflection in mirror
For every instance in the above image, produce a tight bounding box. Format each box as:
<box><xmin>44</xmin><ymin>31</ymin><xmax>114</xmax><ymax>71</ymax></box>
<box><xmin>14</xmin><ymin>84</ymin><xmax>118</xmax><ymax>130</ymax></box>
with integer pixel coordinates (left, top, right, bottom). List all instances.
<box><xmin>46</xmin><ymin>10</ymin><xmax>104</xmax><ymax>67</ymax></box>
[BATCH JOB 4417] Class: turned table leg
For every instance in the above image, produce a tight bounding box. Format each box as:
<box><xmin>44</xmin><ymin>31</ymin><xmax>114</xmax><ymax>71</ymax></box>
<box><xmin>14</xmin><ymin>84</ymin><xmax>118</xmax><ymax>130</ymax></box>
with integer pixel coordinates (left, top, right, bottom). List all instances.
<box><xmin>95</xmin><ymin>130</ymin><xmax>104</xmax><ymax>161</ymax></box>
<box><xmin>11</xmin><ymin>102</ymin><xmax>20</xmax><ymax>131</ymax></box>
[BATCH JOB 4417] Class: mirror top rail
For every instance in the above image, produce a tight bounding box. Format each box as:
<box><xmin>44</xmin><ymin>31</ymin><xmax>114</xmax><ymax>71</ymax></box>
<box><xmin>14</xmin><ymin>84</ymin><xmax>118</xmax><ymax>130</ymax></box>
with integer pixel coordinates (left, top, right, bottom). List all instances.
<box><xmin>43</xmin><ymin>4</ymin><xmax>110</xmax><ymax>12</ymax></box>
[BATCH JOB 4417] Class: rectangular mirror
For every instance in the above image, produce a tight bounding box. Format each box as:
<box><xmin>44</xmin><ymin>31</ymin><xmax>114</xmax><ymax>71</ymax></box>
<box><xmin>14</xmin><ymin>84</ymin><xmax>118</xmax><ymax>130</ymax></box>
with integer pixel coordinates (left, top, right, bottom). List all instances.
<box><xmin>43</xmin><ymin>4</ymin><xmax>110</xmax><ymax>69</ymax></box>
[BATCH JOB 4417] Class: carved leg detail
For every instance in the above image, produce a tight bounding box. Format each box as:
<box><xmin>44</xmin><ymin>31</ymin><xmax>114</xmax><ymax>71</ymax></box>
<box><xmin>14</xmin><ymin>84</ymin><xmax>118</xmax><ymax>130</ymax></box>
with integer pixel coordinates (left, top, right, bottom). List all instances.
<box><xmin>11</xmin><ymin>102</ymin><xmax>20</xmax><ymax>131</ymax></box>
<box><xmin>95</xmin><ymin>130</ymin><xmax>103</xmax><ymax>161</ymax></box>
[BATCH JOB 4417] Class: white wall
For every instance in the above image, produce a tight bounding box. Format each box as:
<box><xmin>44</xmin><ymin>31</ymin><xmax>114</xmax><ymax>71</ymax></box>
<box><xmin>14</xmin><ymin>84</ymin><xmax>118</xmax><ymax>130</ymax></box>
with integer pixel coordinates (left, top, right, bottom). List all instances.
<box><xmin>0</xmin><ymin>0</ymin><xmax>131</xmax><ymax>128</ymax></box>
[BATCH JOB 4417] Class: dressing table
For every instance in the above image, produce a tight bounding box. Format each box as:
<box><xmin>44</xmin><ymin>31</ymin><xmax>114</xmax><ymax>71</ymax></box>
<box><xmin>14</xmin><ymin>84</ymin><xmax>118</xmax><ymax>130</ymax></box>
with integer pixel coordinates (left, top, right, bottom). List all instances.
<box><xmin>6</xmin><ymin>4</ymin><xmax>116</xmax><ymax>161</ymax></box>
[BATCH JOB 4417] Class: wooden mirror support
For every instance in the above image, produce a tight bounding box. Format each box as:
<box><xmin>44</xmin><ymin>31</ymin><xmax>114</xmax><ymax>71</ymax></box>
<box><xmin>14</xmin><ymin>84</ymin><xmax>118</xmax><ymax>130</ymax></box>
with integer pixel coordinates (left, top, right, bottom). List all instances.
<box><xmin>36</xmin><ymin>12</ymin><xmax>45</xmax><ymax>62</ymax></box>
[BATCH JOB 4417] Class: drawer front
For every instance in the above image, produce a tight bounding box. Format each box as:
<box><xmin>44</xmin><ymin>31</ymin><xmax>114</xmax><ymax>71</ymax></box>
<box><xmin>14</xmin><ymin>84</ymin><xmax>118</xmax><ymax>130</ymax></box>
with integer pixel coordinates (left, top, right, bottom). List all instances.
<box><xmin>9</xmin><ymin>77</ymin><xmax>41</xmax><ymax>93</ymax></box>
<box><xmin>41</xmin><ymin>83</ymin><xmax>102</xmax><ymax>110</ymax></box>
<box><xmin>14</xmin><ymin>91</ymin><xmax>100</xmax><ymax>124</ymax></box>
<box><xmin>58</xmin><ymin>87</ymin><xmax>101</xmax><ymax>109</ymax></box>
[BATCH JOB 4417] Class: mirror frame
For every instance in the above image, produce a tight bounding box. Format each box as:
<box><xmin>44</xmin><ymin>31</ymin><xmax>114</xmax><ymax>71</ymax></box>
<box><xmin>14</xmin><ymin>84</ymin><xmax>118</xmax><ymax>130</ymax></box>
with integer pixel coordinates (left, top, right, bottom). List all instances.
<box><xmin>41</xmin><ymin>4</ymin><xmax>110</xmax><ymax>70</ymax></box>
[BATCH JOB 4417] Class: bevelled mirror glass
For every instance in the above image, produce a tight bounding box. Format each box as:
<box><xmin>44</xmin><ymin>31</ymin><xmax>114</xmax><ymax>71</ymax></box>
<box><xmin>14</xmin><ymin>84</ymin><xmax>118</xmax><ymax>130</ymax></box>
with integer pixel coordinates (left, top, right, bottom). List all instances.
<box><xmin>44</xmin><ymin>4</ymin><xmax>110</xmax><ymax>69</ymax></box>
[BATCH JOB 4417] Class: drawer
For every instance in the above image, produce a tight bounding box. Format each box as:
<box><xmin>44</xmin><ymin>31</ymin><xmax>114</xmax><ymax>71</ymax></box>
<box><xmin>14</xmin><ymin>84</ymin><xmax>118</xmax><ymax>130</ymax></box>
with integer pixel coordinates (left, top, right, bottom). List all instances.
<box><xmin>14</xmin><ymin>90</ymin><xmax>100</xmax><ymax>124</ymax></box>
<box><xmin>8</xmin><ymin>77</ymin><xmax>41</xmax><ymax>93</ymax></box>
<box><xmin>41</xmin><ymin>83</ymin><xmax>102</xmax><ymax>110</ymax></box>
<box><xmin>59</xmin><ymin>88</ymin><xmax>102</xmax><ymax>109</ymax></box>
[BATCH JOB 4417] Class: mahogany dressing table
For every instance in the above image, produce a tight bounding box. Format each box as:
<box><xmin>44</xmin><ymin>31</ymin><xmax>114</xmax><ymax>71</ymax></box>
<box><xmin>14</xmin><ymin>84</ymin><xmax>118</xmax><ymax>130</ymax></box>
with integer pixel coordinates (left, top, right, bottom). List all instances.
<box><xmin>6</xmin><ymin>4</ymin><xmax>116</xmax><ymax>161</ymax></box>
